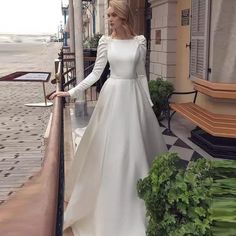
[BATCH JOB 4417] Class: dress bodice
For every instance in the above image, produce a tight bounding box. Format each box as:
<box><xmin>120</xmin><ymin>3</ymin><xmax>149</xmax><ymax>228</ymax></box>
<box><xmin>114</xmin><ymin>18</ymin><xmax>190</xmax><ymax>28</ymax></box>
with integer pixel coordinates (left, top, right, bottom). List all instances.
<box><xmin>108</xmin><ymin>38</ymin><xmax>139</xmax><ymax>80</ymax></box>
<box><xmin>68</xmin><ymin>35</ymin><xmax>153</xmax><ymax>106</ymax></box>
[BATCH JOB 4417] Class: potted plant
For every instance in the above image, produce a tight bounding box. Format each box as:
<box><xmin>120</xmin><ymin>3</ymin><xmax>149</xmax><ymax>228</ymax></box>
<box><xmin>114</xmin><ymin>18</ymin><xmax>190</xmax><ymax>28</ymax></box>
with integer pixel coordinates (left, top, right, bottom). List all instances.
<box><xmin>148</xmin><ymin>78</ymin><xmax>174</xmax><ymax>120</ymax></box>
<box><xmin>83</xmin><ymin>33</ymin><xmax>108</xmax><ymax>90</ymax></box>
<box><xmin>83</xmin><ymin>34</ymin><xmax>103</xmax><ymax>75</ymax></box>
<box><xmin>137</xmin><ymin>153</ymin><xmax>213</xmax><ymax>236</ymax></box>
<box><xmin>83</xmin><ymin>33</ymin><xmax>103</xmax><ymax>51</ymax></box>
<box><xmin>88</xmin><ymin>33</ymin><xmax>103</xmax><ymax>49</ymax></box>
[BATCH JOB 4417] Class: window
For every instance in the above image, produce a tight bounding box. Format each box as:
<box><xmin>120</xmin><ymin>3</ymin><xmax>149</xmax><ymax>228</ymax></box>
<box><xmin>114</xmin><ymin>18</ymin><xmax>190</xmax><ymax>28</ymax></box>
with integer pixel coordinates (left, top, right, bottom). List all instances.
<box><xmin>190</xmin><ymin>0</ymin><xmax>211</xmax><ymax>80</ymax></box>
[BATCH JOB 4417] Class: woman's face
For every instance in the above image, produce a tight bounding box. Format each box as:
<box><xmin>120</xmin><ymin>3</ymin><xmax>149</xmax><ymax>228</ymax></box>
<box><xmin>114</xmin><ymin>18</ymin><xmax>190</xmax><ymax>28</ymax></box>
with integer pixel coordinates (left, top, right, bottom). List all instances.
<box><xmin>107</xmin><ymin>6</ymin><xmax>123</xmax><ymax>31</ymax></box>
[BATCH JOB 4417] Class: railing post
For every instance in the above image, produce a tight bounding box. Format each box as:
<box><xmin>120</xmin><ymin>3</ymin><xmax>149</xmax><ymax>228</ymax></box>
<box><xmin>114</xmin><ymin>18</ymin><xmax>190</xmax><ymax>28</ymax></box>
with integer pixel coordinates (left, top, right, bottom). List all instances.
<box><xmin>55</xmin><ymin>59</ymin><xmax>60</xmax><ymax>75</ymax></box>
<box><xmin>55</xmin><ymin>76</ymin><xmax>65</xmax><ymax>236</ymax></box>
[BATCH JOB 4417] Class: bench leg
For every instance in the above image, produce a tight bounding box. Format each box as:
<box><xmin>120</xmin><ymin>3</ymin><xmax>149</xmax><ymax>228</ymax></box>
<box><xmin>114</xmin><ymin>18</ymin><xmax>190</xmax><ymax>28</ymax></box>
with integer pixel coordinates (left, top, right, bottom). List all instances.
<box><xmin>168</xmin><ymin>111</ymin><xmax>176</xmax><ymax>131</ymax></box>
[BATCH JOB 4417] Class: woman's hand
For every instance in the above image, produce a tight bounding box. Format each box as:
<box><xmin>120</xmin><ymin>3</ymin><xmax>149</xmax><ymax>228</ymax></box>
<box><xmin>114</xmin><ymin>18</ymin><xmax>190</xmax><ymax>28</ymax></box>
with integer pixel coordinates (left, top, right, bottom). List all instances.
<box><xmin>49</xmin><ymin>91</ymin><xmax>70</xmax><ymax>100</ymax></box>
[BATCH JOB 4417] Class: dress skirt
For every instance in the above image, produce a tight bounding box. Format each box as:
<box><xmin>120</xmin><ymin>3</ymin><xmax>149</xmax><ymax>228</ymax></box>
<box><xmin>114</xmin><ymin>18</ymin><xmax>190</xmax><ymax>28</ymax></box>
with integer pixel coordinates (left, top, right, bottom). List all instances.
<box><xmin>64</xmin><ymin>77</ymin><xmax>167</xmax><ymax>236</ymax></box>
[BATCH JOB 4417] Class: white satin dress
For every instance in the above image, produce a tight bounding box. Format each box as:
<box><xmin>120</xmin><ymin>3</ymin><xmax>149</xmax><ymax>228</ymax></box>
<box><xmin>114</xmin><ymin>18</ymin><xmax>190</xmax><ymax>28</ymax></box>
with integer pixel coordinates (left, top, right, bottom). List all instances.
<box><xmin>64</xmin><ymin>35</ymin><xmax>167</xmax><ymax>236</ymax></box>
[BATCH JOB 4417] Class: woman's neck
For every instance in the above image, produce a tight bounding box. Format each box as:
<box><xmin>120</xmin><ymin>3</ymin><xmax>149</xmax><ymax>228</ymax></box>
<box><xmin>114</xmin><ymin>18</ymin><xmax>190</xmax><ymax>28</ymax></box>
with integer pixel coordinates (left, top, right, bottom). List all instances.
<box><xmin>112</xmin><ymin>29</ymin><xmax>133</xmax><ymax>39</ymax></box>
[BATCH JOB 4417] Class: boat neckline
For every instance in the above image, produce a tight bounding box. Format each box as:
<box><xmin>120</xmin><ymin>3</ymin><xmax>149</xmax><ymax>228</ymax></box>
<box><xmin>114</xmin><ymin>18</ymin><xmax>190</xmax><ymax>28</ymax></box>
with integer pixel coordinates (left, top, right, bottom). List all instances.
<box><xmin>110</xmin><ymin>36</ymin><xmax>136</xmax><ymax>40</ymax></box>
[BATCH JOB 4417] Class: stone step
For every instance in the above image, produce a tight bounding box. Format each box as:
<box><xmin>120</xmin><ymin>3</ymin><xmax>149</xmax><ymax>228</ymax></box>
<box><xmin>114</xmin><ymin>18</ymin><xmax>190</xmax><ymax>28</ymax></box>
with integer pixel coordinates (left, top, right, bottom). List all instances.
<box><xmin>0</xmin><ymin>195</ymin><xmax>11</xmax><ymax>201</ymax></box>
<box><xmin>0</xmin><ymin>152</ymin><xmax>43</xmax><ymax>156</ymax></box>
<box><xmin>0</xmin><ymin>164</ymin><xmax>42</xmax><ymax>169</ymax></box>
<box><xmin>0</xmin><ymin>178</ymin><xmax>30</xmax><ymax>184</ymax></box>
<box><xmin>1</xmin><ymin>156</ymin><xmax>42</xmax><ymax>159</ymax></box>
<box><xmin>0</xmin><ymin>170</ymin><xmax>40</xmax><ymax>177</ymax></box>
<box><xmin>0</xmin><ymin>183</ymin><xmax>24</xmax><ymax>187</ymax></box>
<box><xmin>1</xmin><ymin>158</ymin><xmax>42</xmax><ymax>162</ymax></box>
<box><xmin>0</xmin><ymin>187</ymin><xmax>18</xmax><ymax>192</ymax></box>
<box><xmin>1</xmin><ymin>149</ymin><xmax>44</xmax><ymax>153</ymax></box>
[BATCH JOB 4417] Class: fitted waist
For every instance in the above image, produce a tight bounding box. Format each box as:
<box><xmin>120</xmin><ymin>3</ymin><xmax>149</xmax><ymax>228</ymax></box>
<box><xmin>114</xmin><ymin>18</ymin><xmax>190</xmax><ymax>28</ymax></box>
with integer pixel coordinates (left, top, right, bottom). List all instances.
<box><xmin>109</xmin><ymin>75</ymin><xmax>137</xmax><ymax>80</ymax></box>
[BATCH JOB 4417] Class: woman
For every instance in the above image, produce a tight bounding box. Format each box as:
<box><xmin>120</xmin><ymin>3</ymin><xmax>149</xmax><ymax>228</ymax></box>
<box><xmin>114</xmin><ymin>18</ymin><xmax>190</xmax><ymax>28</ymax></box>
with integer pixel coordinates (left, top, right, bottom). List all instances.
<box><xmin>50</xmin><ymin>1</ymin><xmax>167</xmax><ymax>235</ymax></box>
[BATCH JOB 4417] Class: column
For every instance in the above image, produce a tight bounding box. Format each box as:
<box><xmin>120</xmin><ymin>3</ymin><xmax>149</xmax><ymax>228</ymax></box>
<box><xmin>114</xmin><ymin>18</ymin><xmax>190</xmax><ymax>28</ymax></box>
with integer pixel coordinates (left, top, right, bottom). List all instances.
<box><xmin>69</xmin><ymin>0</ymin><xmax>75</xmax><ymax>52</ymax></box>
<box><xmin>149</xmin><ymin>0</ymin><xmax>177</xmax><ymax>82</ymax></box>
<box><xmin>73</xmin><ymin>0</ymin><xmax>87</xmax><ymax>116</ymax></box>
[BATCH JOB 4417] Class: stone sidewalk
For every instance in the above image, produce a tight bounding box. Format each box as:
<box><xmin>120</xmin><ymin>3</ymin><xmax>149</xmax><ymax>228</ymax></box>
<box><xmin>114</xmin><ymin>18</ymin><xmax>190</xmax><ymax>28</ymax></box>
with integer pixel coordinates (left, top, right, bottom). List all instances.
<box><xmin>0</xmin><ymin>82</ymin><xmax>55</xmax><ymax>204</ymax></box>
<box><xmin>0</xmin><ymin>42</ymin><xmax>60</xmax><ymax>204</ymax></box>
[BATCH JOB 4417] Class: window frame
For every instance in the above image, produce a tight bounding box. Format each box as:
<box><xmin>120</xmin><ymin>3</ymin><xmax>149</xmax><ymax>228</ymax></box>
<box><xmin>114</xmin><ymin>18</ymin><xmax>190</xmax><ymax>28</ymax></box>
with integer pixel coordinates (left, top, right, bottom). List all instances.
<box><xmin>190</xmin><ymin>0</ymin><xmax>211</xmax><ymax>80</ymax></box>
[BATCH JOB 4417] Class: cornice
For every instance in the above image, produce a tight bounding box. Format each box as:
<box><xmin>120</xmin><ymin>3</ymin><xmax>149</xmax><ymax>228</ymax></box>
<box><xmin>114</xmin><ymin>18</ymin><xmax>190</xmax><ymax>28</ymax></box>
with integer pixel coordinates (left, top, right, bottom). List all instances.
<box><xmin>148</xmin><ymin>0</ymin><xmax>177</xmax><ymax>8</ymax></box>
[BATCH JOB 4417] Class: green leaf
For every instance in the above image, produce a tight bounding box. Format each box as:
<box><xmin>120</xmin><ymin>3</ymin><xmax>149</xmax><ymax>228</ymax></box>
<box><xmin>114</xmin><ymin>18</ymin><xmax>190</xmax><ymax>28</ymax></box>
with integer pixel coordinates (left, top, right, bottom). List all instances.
<box><xmin>137</xmin><ymin>153</ymin><xmax>213</xmax><ymax>236</ymax></box>
<box><xmin>195</xmin><ymin>207</ymin><xmax>206</xmax><ymax>217</ymax></box>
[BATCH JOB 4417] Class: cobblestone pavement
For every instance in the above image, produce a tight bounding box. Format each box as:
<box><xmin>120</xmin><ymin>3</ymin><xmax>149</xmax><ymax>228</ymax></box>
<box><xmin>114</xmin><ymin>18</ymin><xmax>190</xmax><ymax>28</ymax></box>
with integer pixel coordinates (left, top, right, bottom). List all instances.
<box><xmin>0</xmin><ymin>42</ymin><xmax>61</xmax><ymax>204</ymax></box>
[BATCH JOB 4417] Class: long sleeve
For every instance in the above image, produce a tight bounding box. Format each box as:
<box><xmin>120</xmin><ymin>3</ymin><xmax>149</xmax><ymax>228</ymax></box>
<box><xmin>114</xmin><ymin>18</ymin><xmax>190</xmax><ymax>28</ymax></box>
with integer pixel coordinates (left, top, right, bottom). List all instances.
<box><xmin>136</xmin><ymin>35</ymin><xmax>154</xmax><ymax>107</ymax></box>
<box><xmin>68</xmin><ymin>35</ymin><xmax>108</xmax><ymax>98</ymax></box>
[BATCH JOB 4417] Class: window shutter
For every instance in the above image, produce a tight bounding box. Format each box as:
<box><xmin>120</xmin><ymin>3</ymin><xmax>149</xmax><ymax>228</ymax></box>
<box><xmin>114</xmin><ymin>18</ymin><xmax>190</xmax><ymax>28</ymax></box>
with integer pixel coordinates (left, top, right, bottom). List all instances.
<box><xmin>190</xmin><ymin>0</ymin><xmax>210</xmax><ymax>80</ymax></box>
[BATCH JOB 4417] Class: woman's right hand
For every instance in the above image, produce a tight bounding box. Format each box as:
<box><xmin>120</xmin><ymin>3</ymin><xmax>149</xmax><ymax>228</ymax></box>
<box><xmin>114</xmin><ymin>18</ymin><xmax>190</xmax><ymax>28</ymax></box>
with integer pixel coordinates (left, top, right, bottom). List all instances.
<box><xmin>49</xmin><ymin>91</ymin><xmax>70</xmax><ymax>100</ymax></box>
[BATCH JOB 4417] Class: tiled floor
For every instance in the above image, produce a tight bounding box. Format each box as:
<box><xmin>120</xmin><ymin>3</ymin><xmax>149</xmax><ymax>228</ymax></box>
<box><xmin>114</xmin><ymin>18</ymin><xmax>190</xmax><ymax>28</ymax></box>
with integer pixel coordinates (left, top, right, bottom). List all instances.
<box><xmin>0</xmin><ymin>82</ymin><xmax>55</xmax><ymax>204</ymax></box>
<box><xmin>161</xmin><ymin>113</ymin><xmax>215</xmax><ymax>161</ymax></box>
<box><xmin>64</xmin><ymin>105</ymin><xmax>217</xmax><ymax>236</ymax></box>
<box><xmin>160</xmin><ymin>123</ymin><xmax>204</xmax><ymax>164</ymax></box>
<box><xmin>70</xmin><ymin>105</ymin><xmax>215</xmax><ymax>167</ymax></box>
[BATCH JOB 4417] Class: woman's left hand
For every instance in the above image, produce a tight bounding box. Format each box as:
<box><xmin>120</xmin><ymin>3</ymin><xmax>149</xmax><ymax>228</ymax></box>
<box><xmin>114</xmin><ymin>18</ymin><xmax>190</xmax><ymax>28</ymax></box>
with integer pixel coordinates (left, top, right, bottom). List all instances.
<box><xmin>49</xmin><ymin>91</ymin><xmax>70</xmax><ymax>100</ymax></box>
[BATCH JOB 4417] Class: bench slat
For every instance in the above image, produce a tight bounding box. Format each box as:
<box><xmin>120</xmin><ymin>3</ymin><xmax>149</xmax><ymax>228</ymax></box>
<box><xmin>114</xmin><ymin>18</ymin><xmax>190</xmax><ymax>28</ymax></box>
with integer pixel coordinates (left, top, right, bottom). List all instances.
<box><xmin>170</xmin><ymin>103</ymin><xmax>236</xmax><ymax>138</ymax></box>
<box><xmin>194</xmin><ymin>84</ymin><xmax>236</xmax><ymax>99</ymax></box>
<box><xmin>193</xmin><ymin>78</ymin><xmax>236</xmax><ymax>92</ymax></box>
<box><xmin>186</xmin><ymin>103</ymin><xmax>236</xmax><ymax>127</ymax></box>
<box><xmin>187</xmin><ymin>103</ymin><xmax>236</xmax><ymax>122</ymax></box>
<box><xmin>170</xmin><ymin>103</ymin><xmax>235</xmax><ymax>132</ymax></box>
<box><xmin>171</xmin><ymin>103</ymin><xmax>236</xmax><ymax>130</ymax></box>
<box><xmin>169</xmin><ymin>78</ymin><xmax>236</xmax><ymax>138</ymax></box>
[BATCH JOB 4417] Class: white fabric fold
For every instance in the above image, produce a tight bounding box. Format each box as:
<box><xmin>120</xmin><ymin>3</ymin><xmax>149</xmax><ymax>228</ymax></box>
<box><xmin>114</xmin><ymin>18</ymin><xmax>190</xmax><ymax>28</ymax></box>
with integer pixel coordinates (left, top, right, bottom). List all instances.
<box><xmin>64</xmin><ymin>35</ymin><xmax>167</xmax><ymax>236</ymax></box>
<box><xmin>68</xmin><ymin>35</ymin><xmax>153</xmax><ymax>107</ymax></box>
<box><xmin>68</xmin><ymin>35</ymin><xmax>108</xmax><ymax>98</ymax></box>
<box><xmin>135</xmin><ymin>35</ymin><xmax>154</xmax><ymax>107</ymax></box>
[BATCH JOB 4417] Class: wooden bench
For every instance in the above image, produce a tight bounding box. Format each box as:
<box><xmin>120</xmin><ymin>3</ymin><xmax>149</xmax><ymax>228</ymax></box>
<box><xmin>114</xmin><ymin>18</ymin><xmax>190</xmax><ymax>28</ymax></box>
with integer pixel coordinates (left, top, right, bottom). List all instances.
<box><xmin>167</xmin><ymin>78</ymin><xmax>236</xmax><ymax>138</ymax></box>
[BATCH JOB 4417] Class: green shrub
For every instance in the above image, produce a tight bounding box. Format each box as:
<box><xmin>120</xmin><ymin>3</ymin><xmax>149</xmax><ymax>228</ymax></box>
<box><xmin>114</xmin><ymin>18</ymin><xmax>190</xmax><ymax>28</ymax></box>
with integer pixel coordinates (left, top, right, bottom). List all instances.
<box><xmin>84</xmin><ymin>33</ymin><xmax>103</xmax><ymax>49</ymax></box>
<box><xmin>148</xmin><ymin>78</ymin><xmax>174</xmax><ymax>120</ymax></box>
<box><xmin>137</xmin><ymin>153</ymin><xmax>213</xmax><ymax>236</ymax></box>
<box><xmin>210</xmin><ymin>160</ymin><xmax>236</xmax><ymax>236</ymax></box>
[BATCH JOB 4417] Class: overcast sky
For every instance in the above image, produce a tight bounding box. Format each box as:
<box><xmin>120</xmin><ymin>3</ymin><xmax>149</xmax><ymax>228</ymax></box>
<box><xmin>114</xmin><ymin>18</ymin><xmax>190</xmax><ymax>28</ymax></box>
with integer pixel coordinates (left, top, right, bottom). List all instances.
<box><xmin>0</xmin><ymin>0</ymin><xmax>65</xmax><ymax>34</ymax></box>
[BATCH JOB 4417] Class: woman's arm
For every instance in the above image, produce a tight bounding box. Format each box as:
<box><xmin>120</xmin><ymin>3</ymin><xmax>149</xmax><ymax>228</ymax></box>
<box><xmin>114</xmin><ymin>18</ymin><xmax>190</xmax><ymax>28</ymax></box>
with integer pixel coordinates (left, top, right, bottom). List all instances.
<box><xmin>49</xmin><ymin>36</ymin><xmax>108</xmax><ymax>100</ymax></box>
<box><xmin>68</xmin><ymin>35</ymin><xmax>108</xmax><ymax>98</ymax></box>
<box><xmin>136</xmin><ymin>35</ymin><xmax>153</xmax><ymax>107</ymax></box>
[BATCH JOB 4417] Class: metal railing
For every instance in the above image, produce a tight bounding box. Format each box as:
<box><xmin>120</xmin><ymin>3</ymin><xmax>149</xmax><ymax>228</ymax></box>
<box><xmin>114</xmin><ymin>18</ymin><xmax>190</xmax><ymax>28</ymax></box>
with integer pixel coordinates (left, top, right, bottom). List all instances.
<box><xmin>53</xmin><ymin>59</ymin><xmax>65</xmax><ymax>236</ymax></box>
<box><xmin>0</xmin><ymin>59</ymin><xmax>64</xmax><ymax>236</ymax></box>
<box><xmin>0</xmin><ymin>44</ymin><xmax>110</xmax><ymax>235</ymax></box>
<box><xmin>60</xmin><ymin>47</ymin><xmax>106</xmax><ymax>102</ymax></box>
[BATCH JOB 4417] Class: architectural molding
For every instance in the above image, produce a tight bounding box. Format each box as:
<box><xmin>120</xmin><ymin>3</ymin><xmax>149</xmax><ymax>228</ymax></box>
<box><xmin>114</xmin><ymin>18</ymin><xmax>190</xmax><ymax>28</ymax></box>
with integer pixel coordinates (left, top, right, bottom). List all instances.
<box><xmin>148</xmin><ymin>0</ymin><xmax>177</xmax><ymax>8</ymax></box>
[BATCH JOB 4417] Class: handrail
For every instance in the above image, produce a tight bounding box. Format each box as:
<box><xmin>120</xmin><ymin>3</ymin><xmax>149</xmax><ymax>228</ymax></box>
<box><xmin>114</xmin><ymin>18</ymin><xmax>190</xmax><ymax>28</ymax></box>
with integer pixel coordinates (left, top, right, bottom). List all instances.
<box><xmin>54</xmin><ymin>60</ymin><xmax>64</xmax><ymax>236</ymax></box>
<box><xmin>63</xmin><ymin>52</ymin><xmax>75</xmax><ymax>56</ymax></box>
<box><xmin>62</xmin><ymin>67</ymin><xmax>75</xmax><ymax>76</ymax></box>
<box><xmin>0</xmin><ymin>60</ymin><xmax>64</xmax><ymax>236</ymax></box>
<box><xmin>46</xmin><ymin>63</ymin><xmax>95</xmax><ymax>99</ymax></box>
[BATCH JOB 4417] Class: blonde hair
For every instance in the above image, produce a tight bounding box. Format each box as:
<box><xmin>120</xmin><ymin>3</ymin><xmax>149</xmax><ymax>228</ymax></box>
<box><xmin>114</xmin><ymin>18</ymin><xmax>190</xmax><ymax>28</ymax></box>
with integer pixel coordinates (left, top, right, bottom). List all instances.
<box><xmin>109</xmin><ymin>0</ymin><xmax>136</xmax><ymax>37</ymax></box>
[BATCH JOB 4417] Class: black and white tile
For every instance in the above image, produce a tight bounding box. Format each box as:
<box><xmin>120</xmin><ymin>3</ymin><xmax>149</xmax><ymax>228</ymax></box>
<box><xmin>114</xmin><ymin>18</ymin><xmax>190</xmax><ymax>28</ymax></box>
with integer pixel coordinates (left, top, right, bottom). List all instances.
<box><xmin>72</xmin><ymin>121</ymin><xmax>204</xmax><ymax>166</ymax></box>
<box><xmin>160</xmin><ymin>122</ymin><xmax>204</xmax><ymax>164</ymax></box>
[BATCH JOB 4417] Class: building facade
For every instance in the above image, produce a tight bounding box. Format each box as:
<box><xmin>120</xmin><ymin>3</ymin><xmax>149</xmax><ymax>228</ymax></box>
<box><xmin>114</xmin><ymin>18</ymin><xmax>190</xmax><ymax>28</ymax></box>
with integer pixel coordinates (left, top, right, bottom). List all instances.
<box><xmin>86</xmin><ymin>0</ymin><xmax>236</xmax><ymax>115</ymax></box>
<box><xmin>148</xmin><ymin>0</ymin><xmax>236</xmax><ymax>115</ymax></box>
